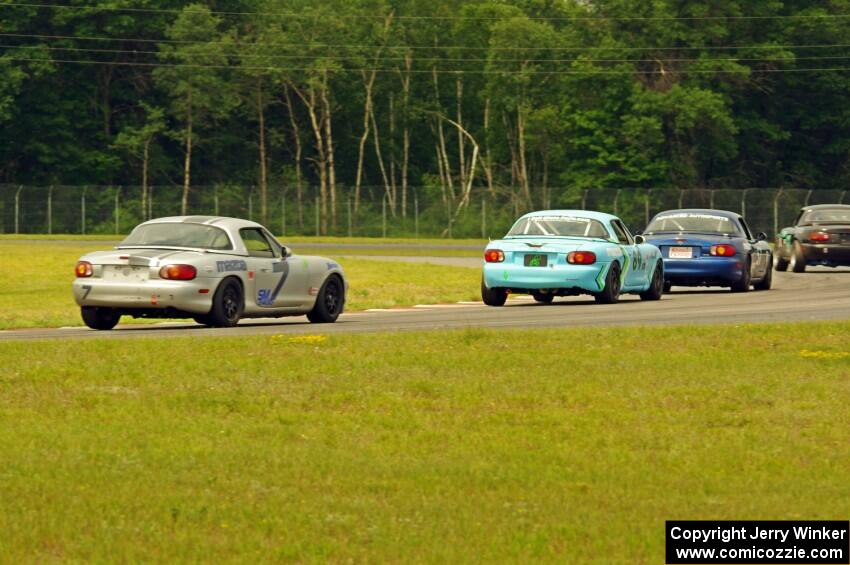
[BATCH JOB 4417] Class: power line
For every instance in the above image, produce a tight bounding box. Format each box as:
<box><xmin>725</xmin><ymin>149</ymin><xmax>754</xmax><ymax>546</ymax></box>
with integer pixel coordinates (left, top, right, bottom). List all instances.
<box><xmin>4</xmin><ymin>43</ymin><xmax>847</xmax><ymax>65</ymax></box>
<box><xmin>3</xmin><ymin>2</ymin><xmax>850</xmax><ymax>22</ymax></box>
<box><xmin>8</xmin><ymin>56</ymin><xmax>850</xmax><ymax>75</ymax></box>
<box><xmin>3</xmin><ymin>32</ymin><xmax>850</xmax><ymax>53</ymax></box>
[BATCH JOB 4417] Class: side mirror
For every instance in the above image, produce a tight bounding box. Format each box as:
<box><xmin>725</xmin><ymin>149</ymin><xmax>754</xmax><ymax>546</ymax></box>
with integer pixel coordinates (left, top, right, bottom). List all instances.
<box><xmin>756</xmin><ymin>232</ymin><xmax>767</xmax><ymax>241</ymax></box>
<box><xmin>634</xmin><ymin>235</ymin><xmax>646</xmax><ymax>244</ymax></box>
<box><xmin>281</xmin><ymin>245</ymin><xmax>292</xmax><ymax>258</ymax></box>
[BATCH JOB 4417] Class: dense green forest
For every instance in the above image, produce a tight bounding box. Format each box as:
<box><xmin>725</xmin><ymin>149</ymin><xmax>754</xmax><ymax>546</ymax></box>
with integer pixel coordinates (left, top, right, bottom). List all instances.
<box><xmin>2</xmin><ymin>0</ymin><xmax>850</xmax><ymax>234</ymax></box>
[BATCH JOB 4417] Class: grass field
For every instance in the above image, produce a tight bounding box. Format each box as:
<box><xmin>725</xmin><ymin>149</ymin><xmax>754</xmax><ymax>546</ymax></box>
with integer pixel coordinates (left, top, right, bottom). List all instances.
<box><xmin>294</xmin><ymin>246</ymin><xmax>479</xmax><ymax>258</ymax></box>
<box><xmin>0</xmin><ymin>241</ymin><xmax>481</xmax><ymax>329</ymax></box>
<box><xmin>0</xmin><ymin>322</ymin><xmax>848</xmax><ymax>561</ymax></box>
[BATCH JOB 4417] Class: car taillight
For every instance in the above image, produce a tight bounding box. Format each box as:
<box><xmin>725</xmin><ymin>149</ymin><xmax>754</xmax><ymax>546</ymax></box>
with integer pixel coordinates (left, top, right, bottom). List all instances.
<box><xmin>567</xmin><ymin>251</ymin><xmax>596</xmax><ymax>265</ymax></box>
<box><xmin>809</xmin><ymin>231</ymin><xmax>830</xmax><ymax>242</ymax></box>
<box><xmin>75</xmin><ymin>261</ymin><xmax>92</xmax><ymax>277</ymax></box>
<box><xmin>710</xmin><ymin>244</ymin><xmax>736</xmax><ymax>257</ymax></box>
<box><xmin>159</xmin><ymin>264</ymin><xmax>197</xmax><ymax>280</ymax></box>
<box><xmin>484</xmin><ymin>249</ymin><xmax>505</xmax><ymax>263</ymax></box>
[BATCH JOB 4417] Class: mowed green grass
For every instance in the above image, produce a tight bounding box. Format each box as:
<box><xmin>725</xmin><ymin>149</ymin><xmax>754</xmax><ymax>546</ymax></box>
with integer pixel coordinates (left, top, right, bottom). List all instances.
<box><xmin>0</xmin><ymin>323</ymin><xmax>848</xmax><ymax>561</ymax></box>
<box><xmin>295</xmin><ymin>247</ymin><xmax>479</xmax><ymax>258</ymax></box>
<box><xmin>0</xmin><ymin>242</ymin><xmax>481</xmax><ymax>329</ymax></box>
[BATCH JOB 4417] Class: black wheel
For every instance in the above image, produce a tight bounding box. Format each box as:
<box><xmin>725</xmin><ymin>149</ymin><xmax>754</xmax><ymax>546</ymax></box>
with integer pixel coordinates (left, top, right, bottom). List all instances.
<box><xmin>774</xmin><ymin>247</ymin><xmax>789</xmax><ymax>271</ymax></box>
<box><xmin>640</xmin><ymin>261</ymin><xmax>664</xmax><ymax>301</ymax></box>
<box><xmin>754</xmin><ymin>255</ymin><xmax>773</xmax><ymax>291</ymax></box>
<box><xmin>81</xmin><ymin>307</ymin><xmax>120</xmax><ymax>330</ymax></box>
<box><xmin>594</xmin><ymin>262</ymin><xmax>621</xmax><ymax>304</ymax></box>
<box><xmin>531</xmin><ymin>291</ymin><xmax>554</xmax><ymax>304</ymax></box>
<box><xmin>790</xmin><ymin>241</ymin><xmax>806</xmax><ymax>273</ymax></box>
<box><xmin>209</xmin><ymin>277</ymin><xmax>244</xmax><ymax>327</ymax></box>
<box><xmin>481</xmin><ymin>277</ymin><xmax>508</xmax><ymax>307</ymax></box>
<box><xmin>307</xmin><ymin>276</ymin><xmax>344</xmax><ymax>323</ymax></box>
<box><xmin>731</xmin><ymin>257</ymin><xmax>752</xmax><ymax>292</ymax></box>
<box><xmin>663</xmin><ymin>281</ymin><xmax>673</xmax><ymax>294</ymax></box>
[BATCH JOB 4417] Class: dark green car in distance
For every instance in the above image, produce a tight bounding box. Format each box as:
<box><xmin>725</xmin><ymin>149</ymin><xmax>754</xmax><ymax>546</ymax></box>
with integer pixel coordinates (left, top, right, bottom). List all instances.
<box><xmin>775</xmin><ymin>204</ymin><xmax>850</xmax><ymax>272</ymax></box>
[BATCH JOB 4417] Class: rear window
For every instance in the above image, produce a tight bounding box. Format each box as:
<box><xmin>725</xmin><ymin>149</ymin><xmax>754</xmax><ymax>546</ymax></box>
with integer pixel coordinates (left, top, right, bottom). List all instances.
<box><xmin>801</xmin><ymin>209</ymin><xmax>850</xmax><ymax>224</ymax></box>
<box><xmin>119</xmin><ymin>223</ymin><xmax>233</xmax><ymax>250</ymax></box>
<box><xmin>507</xmin><ymin>216</ymin><xmax>610</xmax><ymax>239</ymax></box>
<box><xmin>645</xmin><ymin>213</ymin><xmax>741</xmax><ymax>236</ymax></box>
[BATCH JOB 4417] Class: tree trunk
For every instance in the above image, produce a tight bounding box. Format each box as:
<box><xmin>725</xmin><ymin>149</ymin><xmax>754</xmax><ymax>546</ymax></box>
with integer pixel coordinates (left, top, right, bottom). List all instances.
<box><xmin>435</xmin><ymin>142</ymin><xmax>447</xmax><ymax>207</ymax></box>
<box><xmin>142</xmin><ymin>136</ymin><xmax>151</xmax><ymax>220</ymax></box>
<box><xmin>370</xmin><ymin>105</ymin><xmax>393</xmax><ymax>213</ymax></box>
<box><xmin>400</xmin><ymin>51</ymin><xmax>412</xmax><ymax>218</ymax></box>
<box><xmin>389</xmin><ymin>93</ymin><xmax>397</xmax><ymax>213</ymax></box>
<box><xmin>433</xmin><ymin>67</ymin><xmax>454</xmax><ymax>202</ymax></box>
<box><xmin>354</xmin><ymin>69</ymin><xmax>376</xmax><ymax>216</ymax></box>
<box><xmin>294</xmin><ymin>84</ymin><xmax>327</xmax><ymax>234</ymax></box>
<box><xmin>482</xmin><ymin>97</ymin><xmax>495</xmax><ymax>196</ymax></box>
<box><xmin>257</xmin><ymin>78</ymin><xmax>268</xmax><ymax>226</ymax></box>
<box><xmin>456</xmin><ymin>73</ymin><xmax>466</xmax><ymax>190</ymax></box>
<box><xmin>181</xmin><ymin>93</ymin><xmax>193</xmax><ymax>216</ymax></box>
<box><xmin>402</xmin><ymin>126</ymin><xmax>410</xmax><ymax>218</ymax></box>
<box><xmin>442</xmin><ymin>115</ymin><xmax>479</xmax><ymax>216</ymax></box>
<box><xmin>320</xmin><ymin>71</ymin><xmax>337</xmax><ymax>232</ymax></box>
<box><xmin>353</xmin><ymin>15</ymin><xmax>393</xmax><ymax>218</ymax></box>
<box><xmin>517</xmin><ymin>102</ymin><xmax>531</xmax><ymax>209</ymax></box>
<box><xmin>98</xmin><ymin>64</ymin><xmax>114</xmax><ymax>138</ymax></box>
<box><xmin>283</xmin><ymin>86</ymin><xmax>303</xmax><ymax>230</ymax></box>
<box><xmin>503</xmin><ymin>110</ymin><xmax>521</xmax><ymax>208</ymax></box>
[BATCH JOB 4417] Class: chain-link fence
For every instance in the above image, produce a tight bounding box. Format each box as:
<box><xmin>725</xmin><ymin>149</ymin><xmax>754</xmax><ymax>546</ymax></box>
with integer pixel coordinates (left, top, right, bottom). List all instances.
<box><xmin>1</xmin><ymin>184</ymin><xmax>847</xmax><ymax>239</ymax></box>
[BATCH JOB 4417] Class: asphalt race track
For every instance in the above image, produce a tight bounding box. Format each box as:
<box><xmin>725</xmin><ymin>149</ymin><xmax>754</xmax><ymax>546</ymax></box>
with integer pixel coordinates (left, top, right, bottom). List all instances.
<box><xmin>1</xmin><ymin>265</ymin><xmax>848</xmax><ymax>342</ymax></box>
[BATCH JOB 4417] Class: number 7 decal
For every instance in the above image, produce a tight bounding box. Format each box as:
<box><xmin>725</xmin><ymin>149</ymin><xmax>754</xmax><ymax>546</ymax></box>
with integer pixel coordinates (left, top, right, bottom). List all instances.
<box><xmin>82</xmin><ymin>285</ymin><xmax>92</xmax><ymax>299</ymax></box>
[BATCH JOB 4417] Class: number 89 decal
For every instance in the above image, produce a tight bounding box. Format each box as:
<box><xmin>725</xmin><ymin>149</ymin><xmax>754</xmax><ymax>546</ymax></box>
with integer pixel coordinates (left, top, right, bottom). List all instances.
<box><xmin>632</xmin><ymin>249</ymin><xmax>646</xmax><ymax>272</ymax></box>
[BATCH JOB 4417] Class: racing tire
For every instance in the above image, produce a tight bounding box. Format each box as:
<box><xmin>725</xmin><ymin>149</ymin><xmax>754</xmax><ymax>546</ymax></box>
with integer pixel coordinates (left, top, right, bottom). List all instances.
<box><xmin>481</xmin><ymin>278</ymin><xmax>508</xmax><ymax>307</ymax></box>
<box><xmin>81</xmin><ymin>306</ymin><xmax>120</xmax><ymax>330</ymax></box>
<box><xmin>774</xmin><ymin>250</ymin><xmax>789</xmax><ymax>272</ymax></box>
<box><xmin>663</xmin><ymin>282</ymin><xmax>673</xmax><ymax>294</ymax></box>
<box><xmin>754</xmin><ymin>255</ymin><xmax>773</xmax><ymax>291</ymax></box>
<box><xmin>307</xmin><ymin>275</ymin><xmax>344</xmax><ymax>323</ymax></box>
<box><xmin>790</xmin><ymin>241</ymin><xmax>807</xmax><ymax>273</ymax></box>
<box><xmin>639</xmin><ymin>261</ymin><xmax>664</xmax><ymax>301</ymax></box>
<box><xmin>193</xmin><ymin>315</ymin><xmax>213</xmax><ymax>326</ymax></box>
<box><xmin>730</xmin><ymin>257</ymin><xmax>752</xmax><ymax>293</ymax></box>
<box><xmin>594</xmin><ymin>262</ymin><xmax>621</xmax><ymax>304</ymax></box>
<box><xmin>531</xmin><ymin>291</ymin><xmax>554</xmax><ymax>304</ymax></box>
<box><xmin>209</xmin><ymin>277</ymin><xmax>244</xmax><ymax>327</ymax></box>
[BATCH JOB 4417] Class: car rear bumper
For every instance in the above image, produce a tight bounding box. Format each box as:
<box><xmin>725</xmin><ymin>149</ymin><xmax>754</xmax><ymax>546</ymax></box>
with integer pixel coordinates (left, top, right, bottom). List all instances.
<box><xmin>662</xmin><ymin>256</ymin><xmax>744</xmax><ymax>286</ymax></box>
<box><xmin>72</xmin><ymin>278</ymin><xmax>214</xmax><ymax>314</ymax></box>
<box><xmin>801</xmin><ymin>243</ymin><xmax>850</xmax><ymax>265</ymax></box>
<box><xmin>483</xmin><ymin>262</ymin><xmax>607</xmax><ymax>292</ymax></box>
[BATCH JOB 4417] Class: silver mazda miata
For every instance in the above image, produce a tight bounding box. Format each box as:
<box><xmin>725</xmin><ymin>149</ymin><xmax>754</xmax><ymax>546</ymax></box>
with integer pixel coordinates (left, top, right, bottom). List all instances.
<box><xmin>72</xmin><ymin>216</ymin><xmax>346</xmax><ymax>330</ymax></box>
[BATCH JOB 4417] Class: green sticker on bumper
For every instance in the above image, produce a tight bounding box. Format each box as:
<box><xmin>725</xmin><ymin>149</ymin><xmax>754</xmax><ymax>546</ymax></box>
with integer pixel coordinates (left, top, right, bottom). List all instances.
<box><xmin>596</xmin><ymin>264</ymin><xmax>608</xmax><ymax>290</ymax></box>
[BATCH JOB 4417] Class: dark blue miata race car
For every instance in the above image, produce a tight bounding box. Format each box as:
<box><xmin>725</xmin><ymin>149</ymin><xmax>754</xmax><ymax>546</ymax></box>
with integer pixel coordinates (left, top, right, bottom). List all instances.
<box><xmin>641</xmin><ymin>209</ymin><xmax>773</xmax><ymax>292</ymax></box>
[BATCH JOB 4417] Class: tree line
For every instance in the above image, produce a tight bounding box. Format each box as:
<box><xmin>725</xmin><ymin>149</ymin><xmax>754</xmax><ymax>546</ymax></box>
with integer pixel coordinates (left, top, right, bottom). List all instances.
<box><xmin>2</xmin><ymin>0</ymin><xmax>850</xmax><ymax>234</ymax></box>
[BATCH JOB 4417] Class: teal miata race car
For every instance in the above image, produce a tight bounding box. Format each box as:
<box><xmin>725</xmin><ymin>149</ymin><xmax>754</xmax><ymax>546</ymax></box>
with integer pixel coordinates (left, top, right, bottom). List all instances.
<box><xmin>481</xmin><ymin>210</ymin><xmax>664</xmax><ymax>306</ymax></box>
